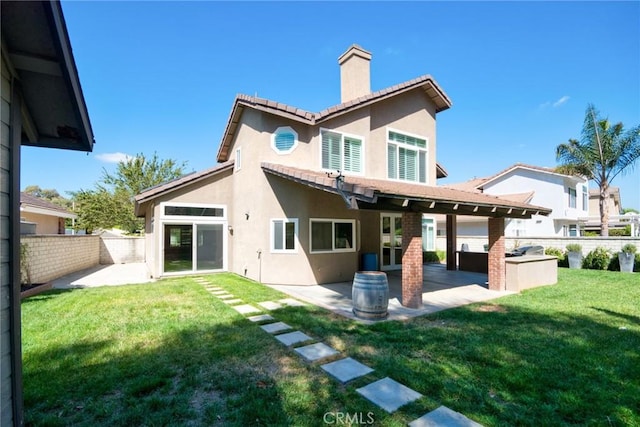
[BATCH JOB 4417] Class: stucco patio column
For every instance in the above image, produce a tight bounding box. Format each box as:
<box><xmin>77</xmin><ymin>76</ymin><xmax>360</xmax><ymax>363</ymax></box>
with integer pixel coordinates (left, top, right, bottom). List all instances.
<box><xmin>401</xmin><ymin>212</ymin><xmax>423</xmax><ymax>308</ymax></box>
<box><xmin>488</xmin><ymin>217</ymin><xmax>506</xmax><ymax>291</ymax></box>
<box><xmin>446</xmin><ymin>214</ymin><xmax>457</xmax><ymax>271</ymax></box>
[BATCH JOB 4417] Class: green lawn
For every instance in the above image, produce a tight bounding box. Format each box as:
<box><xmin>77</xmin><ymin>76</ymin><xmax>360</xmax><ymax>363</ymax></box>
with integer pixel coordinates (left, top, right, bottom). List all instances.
<box><xmin>22</xmin><ymin>269</ymin><xmax>640</xmax><ymax>426</ymax></box>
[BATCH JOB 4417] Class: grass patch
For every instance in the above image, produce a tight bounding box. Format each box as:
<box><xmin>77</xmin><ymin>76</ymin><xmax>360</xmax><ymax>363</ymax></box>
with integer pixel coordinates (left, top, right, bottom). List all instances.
<box><xmin>23</xmin><ymin>270</ymin><xmax>640</xmax><ymax>426</ymax></box>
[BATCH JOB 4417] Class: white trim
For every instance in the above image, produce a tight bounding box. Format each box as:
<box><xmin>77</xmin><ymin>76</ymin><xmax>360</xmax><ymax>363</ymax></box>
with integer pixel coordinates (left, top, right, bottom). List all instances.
<box><xmin>309</xmin><ymin>218</ymin><xmax>357</xmax><ymax>254</ymax></box>
<box><xmin>159</xmin><ymin>202</ymin><xmax>227</xmax><ymax>220</ymax></box>
<box><xmin>385</xmin><ymin>127</ymin><xmax>429</xmax><ymax>185</ymax></box>
<box><xmin>234</xmin><ymin>146</ymin><xmax>242</xmax><ymax>172</ymax></box>
<box><xmin>159</xmin><ymin>219</ymin><xmax>228</xmax><ymax>276</ymax></box>
<box><xmin>271</xmin><ymin>126</ymin><xmax>299</xmax><ymax>155</ymax></box>
<box><xmin>270</xmin><ymin>218</ymin><xmax>299</xmax><ymax>253</ymax></box>
<box><xmin>318</xmin><ymin>127</ymin><xmax>365</xmax><ymax>176</ymax></box>
<box><xmin>20</xmin><ymin>205</ymin><xmax>76</xmax><ymax>219</ymax></box>
<box><xmin>380</xmin><ymin>213</ymin><xmax>403</xmax><ymax>270</ymax></box>
<box><xmin>480</xmin><ymin>165</ymin><xmax>587</xmax><ymax>189</ymax></box>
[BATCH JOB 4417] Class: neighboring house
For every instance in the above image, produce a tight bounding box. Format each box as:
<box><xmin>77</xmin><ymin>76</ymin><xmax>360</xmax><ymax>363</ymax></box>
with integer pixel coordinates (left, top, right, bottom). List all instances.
<box><xmin>20</xmin><ymin>192</ymin><xmax>76</xmax><ymax>234</ymax></box>
<box><xmin>135</xmin><ymin>45</ymin><xmax>550</xmax><ymax>302</ymax></box>
<box><xmin>582</xmin><ymin>187</ymin><xmax>630</xmax><ymax>234</ymax></box>
<box><xmin>1</xmin><ymin>1</ymin><xmax>95</xmax><ymax>425</ymax></box>
<box><xmin>441</xmin><ymin>163</ymin><xmax>589</xmax><ymax>237</ymax></box>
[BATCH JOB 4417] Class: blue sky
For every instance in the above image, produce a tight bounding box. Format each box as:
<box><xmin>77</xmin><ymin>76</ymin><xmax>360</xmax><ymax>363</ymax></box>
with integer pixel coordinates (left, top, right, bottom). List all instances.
<box><xmin>21</xmin><ymin>1</ymin><xmax>640</xmax><ymax>209</ymax></box>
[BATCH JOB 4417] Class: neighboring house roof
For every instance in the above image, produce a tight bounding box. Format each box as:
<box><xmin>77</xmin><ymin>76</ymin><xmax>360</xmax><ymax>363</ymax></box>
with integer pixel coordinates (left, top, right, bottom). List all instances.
<box><xmin>134</xmin><ymin>160</ymin><xmax>234</xmax><ymax>214</ymax></box>
<box><xmin>217</xmin><ymin>74</ymin><xmax>452</xmax><ymax>162</ymax></box>
<box><xmin>497</xmin><ymin>191</ymin><xmax>535</xmax><ymax>204</ymax></box>
<box><xmin>261</xmin><ymin>162</ymin><xmax>551</xmax><ymax>218</ymax></box>
<box><xmin>445</xmin><ymin>163</ymin><xmax>586</xmax><ymax>192</ymax></box>
<box><xmin>1</xmin><ymin>0</ymin><xmax>94</xmax><ymax>152</ymax></box>
<box><xmin>20</xmin><ymin>192</ymin><xmax>76</xmax><ymax>219</ymax></box>
<box><xmin>436</xmin><ymin>163</ymin><xmax>448</xmax><ymax>179</ymax></box>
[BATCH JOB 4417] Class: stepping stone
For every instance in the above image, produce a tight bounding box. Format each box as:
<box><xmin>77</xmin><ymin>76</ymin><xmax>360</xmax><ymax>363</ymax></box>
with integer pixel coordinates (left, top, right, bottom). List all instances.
<box><xmin>217</xmin><ymin>294</ymin><xmax>235</xmax><ymax>299</ymax></box>
<box><xmin>278</xmin><ymin>298</ymin><xmax>306</xmax><ymax>307</ymax></box>
<box><xmin>274</xmin><ymin>331</ymin><xmax>313</xmax><ymax>346</ymax></box>
<box><xmin>222</xmin><ymin>299</ymin><xmax>243</xmax><ymax>305</ymax></box>
<box><xmin>294</xmin><ymin>342</ymin><xmax>339</xmax><ymax>362</ymax></box>
<box><xmin>408</xmin><ymin>406</ymin><xmax>483</xmax><ymax>427</ymax></box>
<box><xmin>260</xmin><ymin>322</ymin><xmax>292</xmax><ymax>334</ymax></box>
<box><xmin>321</xmin><ymin>357</ymin><xmax>374</xmax><ymax>383</ymax></box>
<box><xmin>232</xmin><ymin>304</ymin><xmax>261</xmax><ymax>315</ymax></box>
<box><xmin>258</xmin><ymin>301</ymin><xmax>283</xmax><ymax>310</ymax></box>
<box><xmin>247</xmin><ymin>314</ymin><xmax>275</xmax><ymax>323</ymax></box>
<box><xmin>356</xmin><ymin>377</ymin><xmax>422</xmax><ymax>413</ymax></box>
<box><xmin>210</xmin><ymin>290</ymin><xmax>228</xmax><ymax>295</ymax></box>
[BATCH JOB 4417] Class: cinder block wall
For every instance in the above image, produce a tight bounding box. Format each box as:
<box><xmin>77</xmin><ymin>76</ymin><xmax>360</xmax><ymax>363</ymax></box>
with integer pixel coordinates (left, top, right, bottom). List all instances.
<box><xmin>437</xmin><ymin>236</ymin><xmax>640</xmax><ymax>255</ymax></box>
<box><xmin>21</xmin><ymin>235</ymin><xmax>100</xmax><ymax>284</ymax></box>
<box><xmin>99</xmin><ymin>237</ymin><xmax>145</xmax><ymax>264</ymax></box>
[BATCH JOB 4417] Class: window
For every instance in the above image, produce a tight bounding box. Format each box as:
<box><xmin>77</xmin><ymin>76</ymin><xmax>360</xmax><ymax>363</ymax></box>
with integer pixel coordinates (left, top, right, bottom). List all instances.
<box><xmin>568</xmin><ymin>188</ymin><xmax>577</xmax><ymax>208</ymax></box>
<box><xmin>582</xmin><ymin>185</ymin><xmax>588</xmax><ymax>210</ymax></box>
<box><xmin>164</xmin><ymin>206</ymin><xmax>225</xmax><ymax>217</ymax></box>
<box><xmin>310</xmin><ymin>219</ymin><xmax>356</xmax><ymax>253</ymax></box>
<box><xmin>387</xmin><ymin>130</ymin><xmax>428</xmax><ymax>183</ymax></box>
<box><xmin>271</xmin><ymin>219</ymin><xmax>298</xmax><ymax>252</ymax></box>
<box><xmin>235</xmin><ymin>147</ymin><xmax>242</xmax><ymax>171</ymax></box>
<box><xmin>321</xmin><ymin>129</ymin><xmax>363</xmax><ymax>174</ymax></box>
<box><xmin>272</xmin><ymin>126</ymin><xmax>298</xmax><ymax>154</ymax></box>
<box><xmin>565</xmin><ymin>224</ymin><xmax>578</xmax><ymax>237</ymax></box>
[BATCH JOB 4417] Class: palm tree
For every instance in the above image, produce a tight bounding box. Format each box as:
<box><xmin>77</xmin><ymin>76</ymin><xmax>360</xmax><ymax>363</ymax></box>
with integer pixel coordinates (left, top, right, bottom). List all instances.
<box><xmin>556</xmin><ymin>104</ymin><xmax>640</xmax><ymax>236</ymax></box>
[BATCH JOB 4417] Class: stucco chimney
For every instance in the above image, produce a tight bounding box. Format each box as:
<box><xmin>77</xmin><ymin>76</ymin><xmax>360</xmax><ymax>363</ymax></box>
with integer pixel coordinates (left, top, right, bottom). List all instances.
<box><xmin>338</xmin><ymin>44</ymin><xmax>372</xmax><ymax>103</ymax></box>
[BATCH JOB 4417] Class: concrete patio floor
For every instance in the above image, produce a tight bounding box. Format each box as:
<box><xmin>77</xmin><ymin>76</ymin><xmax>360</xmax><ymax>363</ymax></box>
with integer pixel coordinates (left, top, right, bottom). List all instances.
<box><xmin>268</xmin><ymin>263</ymin><xmax>515</xmax><ymax>322</ymax></box>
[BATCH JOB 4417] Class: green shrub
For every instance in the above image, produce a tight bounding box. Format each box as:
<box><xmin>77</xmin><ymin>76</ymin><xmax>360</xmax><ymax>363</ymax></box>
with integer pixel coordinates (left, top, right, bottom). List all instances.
<box><xmin>545</xmin><ymin>247</ymin><xmax>569</xmax><ymax>268</ymax></box>
<box><xmin>423</xmin><ymin>251</ymin><xmax>442</xmax><ymax>263</ymax></box>
<box><xmin>608</xmin><ymin>253</ymin><xmax>640</xmax><ymax>272</ymax></box>
<box><xmin>582</xmin><ymin>247</ymin><xmax>611</xmax><ymax>270</ymax></box>
<box><xmin>622</xmin><ymin>243</ymin><xmax>637</xmax><ymax>254</ymax></box>
<box><xmin>584</xmin><ymin>231</ymin><xmax>598</xmax><ymax>237</ymax></box>
<box><xmin>609</xmin><ymin>225</ymin><xmax>631</xmax><ymax>236</ymax></box>
<box><xmin>566</xmin><ymin>243</ymin><xmax>582</xmax><ymax>253</ymax></box>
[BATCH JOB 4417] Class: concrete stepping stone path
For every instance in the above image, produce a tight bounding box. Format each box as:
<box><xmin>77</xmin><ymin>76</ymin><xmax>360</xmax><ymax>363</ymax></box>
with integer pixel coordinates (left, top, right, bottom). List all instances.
<box><xmin>216</xmin><ymin>294</ymin><xmax>235</xmax><ymax>299</ymax></box>
<box><xmin>294</xmin><ymin>342</ymin><xmax>339</xmax><ymax>362</ymax></box>
<box><xmin>258</xmin><ymin>301</ymin><xmax>283</xmax><ymax>310</ymax></box>
<box><xmin>408</xmin><ymin>406</ymin><xmax>483</xmax><ymax>427</ymax></box>
<box><xmin>222</xmin><ymin>299</ymin><xmax>243</xmax><ymax>305</ymax></box>
<box><xmin>356</xmin><ymin>377</ymin><xmax>422</xmax><ymax>413</ymax></box>
<box><xmin>260</xmin><ymin>322</ymin><xmax>292</xmax><ymax>334</ymax></box>
<box><xmin>274</xmin><ymin>331</ymin><xmax>313</xmax><ymax>346</ymax></box>
<box><xmin>247</xmin><ymin>314</ymin><xmax>274</xmax><ymax>323</ymax></box>
<box><xmin>321</xmin><ymin>357</ymin><xmax>374</xmax><ymax>384</ymax></box>
<box><xmin>210</xmin><ymin>290</ymin><xmax>228</xmax><ymax>295</ymax></box>
<box><xmin>232</xmin><ymin>304</ymin><xmax>262</xmax><ymax>315</ymax></box>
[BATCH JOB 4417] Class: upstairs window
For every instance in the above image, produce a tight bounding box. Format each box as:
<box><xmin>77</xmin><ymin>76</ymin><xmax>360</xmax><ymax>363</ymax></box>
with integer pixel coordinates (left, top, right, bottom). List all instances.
<box><xmin>582</xmin><ymin>185</ymin><xmax>588</xmax><ymax>210</ymax></box>
<box><xmin>272</xmin><ymin>126</ymin><xmax>298</xmax><ymax>154</ymax></box>
<box><xmin>235</xmin><ymin>147</ymin><xmax>242</xmax><ymax>172</ymax></box>
<box><xmin>321</xmin><ymin>129</ymin><xmax>363</xmax><ymax>174</ymax></box>
<box><xmin>387</xmin><ymin>130</ymin><xmax>428</xmax><ymax>183</ymax></box>
<box><xmin>568</xmin><ymin>187</ymin><xmax>577</xmax><ymax>208</ymax></box>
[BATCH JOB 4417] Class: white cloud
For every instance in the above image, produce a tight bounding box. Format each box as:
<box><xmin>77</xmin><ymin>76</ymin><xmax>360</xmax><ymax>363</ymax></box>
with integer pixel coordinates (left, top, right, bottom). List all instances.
<box><xmin>553</xmin><ymin>95</ymin><xmax>570</xmax><ymax>108</ymax></box>
<box><xmin>95</xmin><ymin>152</ymin><xmax>134</xmax><ymax>163</ymax></box>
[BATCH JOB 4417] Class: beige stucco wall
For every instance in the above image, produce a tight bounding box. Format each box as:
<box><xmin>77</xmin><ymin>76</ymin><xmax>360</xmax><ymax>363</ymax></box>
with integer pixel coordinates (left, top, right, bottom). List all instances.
<box><xmin>141</xmin><ymin>169</ymin><xmax>234</xmax><ymax>278</ymax></box>
<box><xmin>99</xmin><ymin>236</ymin><xmax>144</xmax><ymax>264</ymax></box>
<box><xmin>20</xmin><ymin>212</ymin><xmax>63</xmax><ymax>234</ymax></box>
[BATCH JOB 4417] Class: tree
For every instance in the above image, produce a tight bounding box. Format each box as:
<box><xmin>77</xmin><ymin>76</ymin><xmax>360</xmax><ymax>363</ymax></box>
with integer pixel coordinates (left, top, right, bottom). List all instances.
<box><xmin>556</xmin><ymin>104</ymin><xmax>640</xmax><ymax>236</ymax></box>
<box><xmin>72</xmin><ymin>153</ymin><xmax>187</xmax><ymax>234</ymax></box>
<box><xmin>23</xmin><ymin>185</ymin><xmax>72</xmax><ymax>210</ymax></box>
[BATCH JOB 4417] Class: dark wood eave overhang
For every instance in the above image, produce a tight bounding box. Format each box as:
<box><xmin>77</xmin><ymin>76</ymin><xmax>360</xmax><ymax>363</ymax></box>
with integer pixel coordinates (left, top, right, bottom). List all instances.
<box><xmin>262</xmin><ymin>162</ymin><xmax>552</xmax><ymax>219</ymax></box>
<box><xmin>1</xmin><ymin>0</ymin><xmax>94</xmax><ymax>152</ymax></box>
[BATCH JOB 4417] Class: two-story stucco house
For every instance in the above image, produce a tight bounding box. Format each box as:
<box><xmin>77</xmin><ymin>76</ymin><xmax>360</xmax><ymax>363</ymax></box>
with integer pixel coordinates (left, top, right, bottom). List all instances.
<box><xmin>442</xmin><ymin>164</ymin><xmax>588</xmax><ymax>238</ymax></box>
<box><xmin>135</xmin><ymin>45</ymin><xmax>551</xmax><ymax>308</ymax></box>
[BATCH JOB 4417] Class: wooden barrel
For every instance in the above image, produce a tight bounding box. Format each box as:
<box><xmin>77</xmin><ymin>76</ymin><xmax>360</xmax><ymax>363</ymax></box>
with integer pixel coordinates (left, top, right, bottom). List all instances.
<box><xmin>352</xmin><ymin>271</ymin><xmax>389</xmax><ymax>319</ymax></box>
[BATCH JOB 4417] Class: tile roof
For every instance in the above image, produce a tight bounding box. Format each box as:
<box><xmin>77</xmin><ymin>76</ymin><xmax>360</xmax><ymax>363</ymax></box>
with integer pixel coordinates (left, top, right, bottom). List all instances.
<box><xmin>261</xmin><ymin>163</ymin><xmax>551</xmax><ymax>218</ymax></box>
<box><xmin>134</xmin><ymin>160</ymin><xmax>234</xmax><ymax>209</ymax></box>
<box><xmin>217</xmin><ymin>74</ymin><xmax>452</xmax><ymax>162</ymax></box>
<box><xmin>20</xmin><ymin>192</ymin><xmax>74</xmax><ymax>216</ymax></box>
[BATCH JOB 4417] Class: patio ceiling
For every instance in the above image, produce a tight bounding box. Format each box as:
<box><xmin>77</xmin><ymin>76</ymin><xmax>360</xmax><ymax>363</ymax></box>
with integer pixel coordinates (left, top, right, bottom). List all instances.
<box><xmin>262</xmin><ymin>162</ymin><xmax>552</xmax><ymax>219</ymax></box>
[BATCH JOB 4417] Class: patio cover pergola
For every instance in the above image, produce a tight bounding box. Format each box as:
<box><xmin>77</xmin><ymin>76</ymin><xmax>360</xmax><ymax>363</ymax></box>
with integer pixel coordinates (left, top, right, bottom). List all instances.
<box><xmin>262</xmin><ymin>162</ymin><xmax>552</xmax><ymax>308</ymax></box>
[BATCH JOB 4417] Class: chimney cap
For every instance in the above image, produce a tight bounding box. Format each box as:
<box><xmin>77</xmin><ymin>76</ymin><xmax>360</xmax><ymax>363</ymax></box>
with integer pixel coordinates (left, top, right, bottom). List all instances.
<box><xmin>338</xmin><ymin>44</ymin><xmax>372</xmax><ymax>65</ymax></box>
